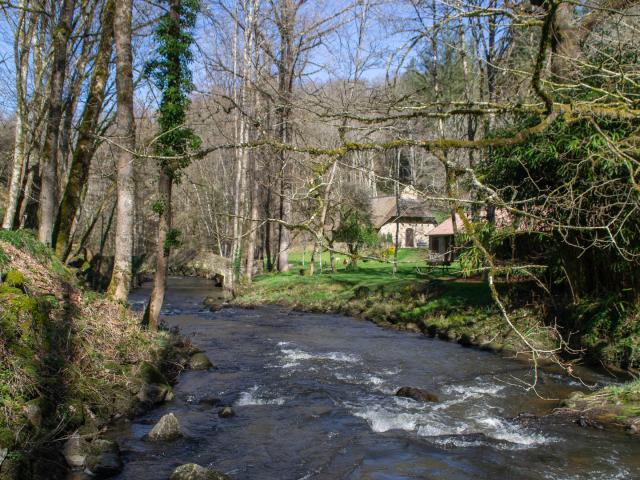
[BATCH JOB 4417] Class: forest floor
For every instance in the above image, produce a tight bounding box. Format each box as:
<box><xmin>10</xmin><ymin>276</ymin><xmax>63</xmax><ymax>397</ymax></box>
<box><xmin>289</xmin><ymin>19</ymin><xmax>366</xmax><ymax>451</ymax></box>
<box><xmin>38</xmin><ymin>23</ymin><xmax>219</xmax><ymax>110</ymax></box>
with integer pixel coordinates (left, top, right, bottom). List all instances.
<box><xmin>234</xmin><ymin>248</ymin><xmax>640</xmax><ymax>435</ymax></box>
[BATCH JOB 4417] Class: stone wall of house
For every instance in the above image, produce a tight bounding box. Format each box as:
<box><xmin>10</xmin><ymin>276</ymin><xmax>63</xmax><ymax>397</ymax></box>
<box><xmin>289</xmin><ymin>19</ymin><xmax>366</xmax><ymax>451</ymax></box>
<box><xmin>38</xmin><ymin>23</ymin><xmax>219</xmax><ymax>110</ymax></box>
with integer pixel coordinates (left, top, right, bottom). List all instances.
<box><xmin>379</xmin><ymin>222</ymin><xmax>435</xmax><ymax>248</ymax></box>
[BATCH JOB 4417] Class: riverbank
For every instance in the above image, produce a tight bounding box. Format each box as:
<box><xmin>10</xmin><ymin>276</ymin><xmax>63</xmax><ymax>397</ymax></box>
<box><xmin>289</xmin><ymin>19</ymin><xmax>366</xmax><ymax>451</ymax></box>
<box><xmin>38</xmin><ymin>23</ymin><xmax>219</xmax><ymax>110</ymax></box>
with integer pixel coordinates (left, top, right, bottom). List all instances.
<box><xmin>233</xmin><ymin>251</ymin><xmax>640</xmax><ymax>435</ymax></box>
<box><xmin>234</xmin><ymin>251</ymin><xmax>557</xmax><ymax>360</ymax></box>
<box><xmin>0</xmin><ymin>232</ymin><xmax>193</xmax><ymax>479</ymax></box>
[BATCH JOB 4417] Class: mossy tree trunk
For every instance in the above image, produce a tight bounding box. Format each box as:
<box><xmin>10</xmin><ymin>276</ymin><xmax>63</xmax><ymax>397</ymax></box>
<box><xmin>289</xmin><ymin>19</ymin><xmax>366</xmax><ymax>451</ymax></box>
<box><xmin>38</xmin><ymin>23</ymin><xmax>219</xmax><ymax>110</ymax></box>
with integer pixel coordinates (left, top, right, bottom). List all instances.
<box><xmin>38</xmin><ymin>0</ymin><xmax>76</xmax><ymax>246</ymax></box>
<box><xmin>52</xmin><ymin>0</ymin><xmax>115</xmax><ymax>260</ymax></box>
<box><xmin>144</xmin><ymin>173</ymin><xmax>172</xmax><ymax>329</ymax></box>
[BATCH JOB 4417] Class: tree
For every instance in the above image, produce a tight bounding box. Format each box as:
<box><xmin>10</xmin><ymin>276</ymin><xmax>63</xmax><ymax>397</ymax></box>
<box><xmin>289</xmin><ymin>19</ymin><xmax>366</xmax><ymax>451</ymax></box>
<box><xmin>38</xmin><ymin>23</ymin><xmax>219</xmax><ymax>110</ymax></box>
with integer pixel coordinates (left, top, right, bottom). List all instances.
<box><xmin>2</xmin><ymin>0</ymin><xmax>34</xmax><ymax>230</ymax></box>
<box><xmin>38</xmin><ymin>0</ymin><xmax>76</xmax><ymax>245</ymax></box>
<box><xmin>334</xmin><ymin>208</ymin><xmax>379</xmax><ymax>269</ymax></box>
<box><xmin>108</xmin><ymin>0</ymin><xmax>137</xmax><ymax>301</ymax></box>
<box><xmin>143</xmin><ymin>0</ymin><xmax>200</xmax><ymax>329</ymax></box>
<box><xmin>52</xmin><ymin>0</ymin><xmax>116</xmax><ymax>260</ymax></box>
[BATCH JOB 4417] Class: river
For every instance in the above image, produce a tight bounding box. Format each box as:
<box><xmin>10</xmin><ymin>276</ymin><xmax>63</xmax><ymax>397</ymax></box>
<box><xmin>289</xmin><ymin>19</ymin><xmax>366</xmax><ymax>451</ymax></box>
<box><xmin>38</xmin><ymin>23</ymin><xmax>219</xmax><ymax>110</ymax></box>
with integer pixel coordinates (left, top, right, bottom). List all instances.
<box><xmin>113</xmin><ymin>277</ymin><xmax>640</xmax><ymax>479</ymax></box>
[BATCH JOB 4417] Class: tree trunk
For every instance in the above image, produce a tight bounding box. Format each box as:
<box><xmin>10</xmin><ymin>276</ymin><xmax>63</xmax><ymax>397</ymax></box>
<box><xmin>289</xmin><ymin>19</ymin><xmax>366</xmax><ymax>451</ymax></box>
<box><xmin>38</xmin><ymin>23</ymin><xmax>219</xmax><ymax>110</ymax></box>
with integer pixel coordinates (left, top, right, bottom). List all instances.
<box><xmin>308</xmin><ymin>159</ymin><xmax>338</xmax><ymax>276</ymax></box>
<box><xmin>108</xmin><ymin>0</ymin><xmax>136</xmax><ymax>301</ymax></box>
<box><xmin>143</xmin><ymin>172</ymin><xmax>172</xmax><ymax>330</ymax></box>
<box><xmin>52</xmin><ymin>0</ymin><xmax>115</xmax><ymax>260</ymax></box>
<box><xmin>3</xmin><ymin>0</ymin><xmax>32</xmax><ymax>230</ymax></box>
<box><xmin>278</xmin><ymin>176</ymin><xmax>291</xmax><ymax>272</ymax></box>
<box><xmin>244</xmin><ymin>155</ymin><xmax>260</xmax><ymax>283</ymax></box>
<box><xmin>38</xmin><ymin>0</ymin><xmax>76</xmax><ymax>245</ymax></box>
<box><xmin>265</xmin><ymin>183</ymin><xmax>273</xmax><ymax>271</ymax></box>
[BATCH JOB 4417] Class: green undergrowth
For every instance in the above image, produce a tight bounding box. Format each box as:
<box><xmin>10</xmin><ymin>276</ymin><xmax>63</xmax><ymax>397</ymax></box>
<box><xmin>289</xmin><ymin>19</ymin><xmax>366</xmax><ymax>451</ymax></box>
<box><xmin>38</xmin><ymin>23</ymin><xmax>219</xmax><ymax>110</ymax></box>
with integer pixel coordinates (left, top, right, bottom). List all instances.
<box><xmin>0</xmin><ymin>231</ymin><xmax>173</xmax><ymax>477</ymax></box>
<box><xmin>563</xmin><ymin>379</ymin><xmax>640</xmax><ymax>428</ymax></box>
<box><xmin>561</xmin><ymin>298</ymin><xmax>640</xmax><ymax>370</ymax></box>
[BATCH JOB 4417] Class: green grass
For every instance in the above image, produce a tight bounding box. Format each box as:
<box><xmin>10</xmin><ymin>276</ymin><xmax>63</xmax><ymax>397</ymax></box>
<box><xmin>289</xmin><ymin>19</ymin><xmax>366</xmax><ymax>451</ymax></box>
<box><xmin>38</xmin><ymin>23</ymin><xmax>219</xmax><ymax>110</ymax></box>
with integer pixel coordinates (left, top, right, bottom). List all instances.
<box><xmin>564</xmin><ymin>379</ymin><xmax>640</xmax><ymax>424</ymax></box>
<box><xmin>0</xmin><ymin>229</ymin><xmax>69</xmax><ymax>278</ymax></box>
<box><xmin>248</xmin><ymin>248</ymin><xmax>485</xmax><ymax>307</ymax></box>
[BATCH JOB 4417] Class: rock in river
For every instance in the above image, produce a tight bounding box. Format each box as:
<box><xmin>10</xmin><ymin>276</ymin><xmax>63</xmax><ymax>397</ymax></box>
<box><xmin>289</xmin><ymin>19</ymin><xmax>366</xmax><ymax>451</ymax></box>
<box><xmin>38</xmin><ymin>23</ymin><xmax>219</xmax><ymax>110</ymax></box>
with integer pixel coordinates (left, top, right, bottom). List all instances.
<box><xmin>170</xmin><ymin>463</ymin><xmax>231</xmax><ymax>480</ymax></box>
<box><xmin>395</xmin><ymin>386</ymin><xmax>439</xmax><ymax>403</ymax></box>
<box><xmin>137</xmin><ymin>383</ymin><xmax>171</xmax><ymax>406</ymax></box>
<box><xmin>63</xmin><ymin>432</ymin><xmax>87</xmax><ymax>469</ymax></box>
<box><xmin>84</xmin><ymin>439</ymin><xmax>123</xmax><ymax>478</ymax></box>
<box><xmin>189</xmin><ymin>353</ymin><xmax>214</xmax><ymax>370</ymax></box>
<box><xmin>147</xmin><ymin>413</ymin><xmax>182</xmax><ymax>442</ymax></box>
<box><xmin>218</xmin><ymin>407</ymin><xmax>235</xmax><ymax>418</ymax></box>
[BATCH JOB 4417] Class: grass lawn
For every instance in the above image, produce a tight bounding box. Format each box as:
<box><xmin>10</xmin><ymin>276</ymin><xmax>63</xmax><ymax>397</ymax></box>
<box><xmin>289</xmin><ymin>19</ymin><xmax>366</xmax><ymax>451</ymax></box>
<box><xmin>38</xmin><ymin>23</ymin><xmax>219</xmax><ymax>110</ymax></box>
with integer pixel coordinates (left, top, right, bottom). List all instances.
<box><xmin>243</xmin><ymin>247</ymin><xmax>492</xmax><ymax>309</ymax></box>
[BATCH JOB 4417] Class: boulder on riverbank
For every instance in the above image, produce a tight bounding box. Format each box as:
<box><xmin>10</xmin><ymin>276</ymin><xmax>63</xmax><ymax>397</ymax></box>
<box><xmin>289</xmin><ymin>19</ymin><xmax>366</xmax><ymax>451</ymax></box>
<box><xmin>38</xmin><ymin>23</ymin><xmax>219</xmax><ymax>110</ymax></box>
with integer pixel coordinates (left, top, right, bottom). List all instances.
<box><xmin>395</xmin><ymin>387</ymin><xmax>439</xmax><ymax>403</ymax></box>
<box><xmin>62</xmin><ymin>433</ymin><xmax>87</xmax><ymax>469</ymax></box>
<box><xmin>62</xmin><ymin>434</ymin><xmax>123</xmax><ymax>478</ymax></box>
<box><xmin>170</xmin><ymin>463</ymin><xmax>231</xmax><ymax>480</ymax></box>
<box><xmin>189</xmin><ymin>353</ymin><xmax>214</xmax><ymax>370</ymax></box>
<box><xmin>147</xmin><ymin>413</ymin><xmax>182</xmax><ymax>442</ymax></box>
<box><xmin>84</xmin><ymin>439</ymin><xmax>123</xmax><ymax>478</ymax></box>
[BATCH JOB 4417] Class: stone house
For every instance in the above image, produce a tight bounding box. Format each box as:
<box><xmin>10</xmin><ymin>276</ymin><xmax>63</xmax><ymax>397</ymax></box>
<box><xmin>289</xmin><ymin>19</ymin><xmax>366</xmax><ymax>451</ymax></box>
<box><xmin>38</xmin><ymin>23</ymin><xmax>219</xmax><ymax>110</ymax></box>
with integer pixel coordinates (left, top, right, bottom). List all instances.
<box><xmin>371</xmin><ymin>187</ymin><xmax>438</xmax><ymax>248</ymax></box>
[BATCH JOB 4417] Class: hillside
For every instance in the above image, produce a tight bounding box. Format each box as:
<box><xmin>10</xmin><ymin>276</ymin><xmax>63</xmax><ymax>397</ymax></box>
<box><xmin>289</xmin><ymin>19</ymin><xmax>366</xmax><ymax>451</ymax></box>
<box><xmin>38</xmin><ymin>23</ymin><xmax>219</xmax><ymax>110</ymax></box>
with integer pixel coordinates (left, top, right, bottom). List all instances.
<box><xmin>0</xmin><ymin>231</ymin><xmax>178</xmax><ymax>479</ymax></box>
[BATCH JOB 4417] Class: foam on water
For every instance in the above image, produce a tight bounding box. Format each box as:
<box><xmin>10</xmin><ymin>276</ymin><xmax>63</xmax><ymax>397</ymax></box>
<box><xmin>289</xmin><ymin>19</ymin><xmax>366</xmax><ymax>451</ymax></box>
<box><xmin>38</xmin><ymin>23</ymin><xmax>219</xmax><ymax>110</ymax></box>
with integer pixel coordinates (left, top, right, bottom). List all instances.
<box><xmin>236</xmin><ymin>385</ymin><xmax>286</xmax><ymax>406</ymax></box>
<box><xmin>346</xmin><ymin>373</ymin><xmax>555</xmax><ymax>450</ymax></box>
<box><xmin>276</xmin><ymin>341</ymin><xmax>361</xmax><ymax>368</ymax></box>
<box><xmin>442</xmin><ymin>378</ymin><xmax>506</xmax><ymax>399</ymax></box>
<box><xmin>475</xmin><ymin>416</ymin><xmax>555</xmax><ymax>446</ymax></box>
<box><xmin>351</xmin><ymin>404</ymin><xmax>426</xmax><ymax>433</ymax></box>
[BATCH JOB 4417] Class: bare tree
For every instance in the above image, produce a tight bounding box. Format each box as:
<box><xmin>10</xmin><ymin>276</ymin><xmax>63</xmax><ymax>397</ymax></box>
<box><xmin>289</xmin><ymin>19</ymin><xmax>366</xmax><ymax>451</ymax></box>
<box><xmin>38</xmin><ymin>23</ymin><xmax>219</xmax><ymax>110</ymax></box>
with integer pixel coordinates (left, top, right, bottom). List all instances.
<box><xmin>108</xmin><ymin>0</ymin><xmax>136</xmax><ymax>301</ymax></box>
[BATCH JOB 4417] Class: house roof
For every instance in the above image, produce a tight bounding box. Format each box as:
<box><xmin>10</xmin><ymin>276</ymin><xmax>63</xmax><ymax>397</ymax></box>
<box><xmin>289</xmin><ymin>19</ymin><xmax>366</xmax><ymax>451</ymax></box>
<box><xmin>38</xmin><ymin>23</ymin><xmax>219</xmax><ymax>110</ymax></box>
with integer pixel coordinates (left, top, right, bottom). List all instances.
<box><xmin>429</xmin><ymin>209</ymin><xmax>539</xmax><ymax>237</ymax></box>
<box><xmin>370</xmin><ymin>196</ymin><xmax>397</xmax><ymax>229</ymax></box>
<box><xmin>370</xmin><ymin>195</ymin><xmax>438</xmax><ymax>229</ymax></box>
<box><xmin>428</xmin><ymin>214</ymin><xmax>465</xmax><ymax>236</ymax></box>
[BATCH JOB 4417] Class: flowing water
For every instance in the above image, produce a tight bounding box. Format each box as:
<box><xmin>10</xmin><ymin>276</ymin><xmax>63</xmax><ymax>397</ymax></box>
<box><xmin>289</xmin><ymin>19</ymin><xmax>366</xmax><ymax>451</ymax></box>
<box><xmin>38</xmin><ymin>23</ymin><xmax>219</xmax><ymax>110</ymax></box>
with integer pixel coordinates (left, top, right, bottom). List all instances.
<box><xmin>113</xmin><ymin>277</ymin><xmax>640</xmax><ymax>479</ymax></box>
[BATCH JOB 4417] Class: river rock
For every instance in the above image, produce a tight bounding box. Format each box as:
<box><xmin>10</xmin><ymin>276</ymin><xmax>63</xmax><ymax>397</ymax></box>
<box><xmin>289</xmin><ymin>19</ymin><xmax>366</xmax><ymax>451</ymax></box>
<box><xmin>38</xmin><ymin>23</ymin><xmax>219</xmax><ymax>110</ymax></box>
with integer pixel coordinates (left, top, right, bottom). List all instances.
<box><xmin>169</xmin><ymin>463</ymin><xmax>231</xmax><ymax>480</ymax></box>
<box><xmin>458</xmin><ymin>333</ymin><xmax>474</xmax><ymax>347</ymax></box>
<box><xmin>137</xmin><ymin>383</ymin><xmax>171</xmax><ymax>406</ymax></box>
<box><xmin>23</xmin><ymin>398</ymin><xmax>44</xmax><ymax>428</ymax></box>
<box><xmin>403</xmin><ymin>322</ymin><xmax>422</xmax><ymax>333</ymax></box>
<box><xmin>218</xmin><ymin>407</ymin><xmax>235</xmax><ymax>418</ymax></box>
<box><xmin>189</xmin><ymin>353</ymin><xmax>213</xmax><ymax>370</ymax></box>
<box><xmin>147</xmin><ymin>413</ymin><xmax>182</xmax><ymax>442</ymax></box>
<box><xmin>63</xmin><ymin>432</ymin><xmax>88</xmax><ymax>469</ymax></box>
<box><xmin>396</xmin><ymin>387</ymin><xmax>439</xmax><ymax>403</ymax></box>
<box><xmin>84</xmin><ymin>440</ymin><xmax>122</xmax><ymax>478</ymax></box>
<box><xmin>512</xmin><ymin>412</ymin><xmax>539</xmax><ymax>427</ymax></box>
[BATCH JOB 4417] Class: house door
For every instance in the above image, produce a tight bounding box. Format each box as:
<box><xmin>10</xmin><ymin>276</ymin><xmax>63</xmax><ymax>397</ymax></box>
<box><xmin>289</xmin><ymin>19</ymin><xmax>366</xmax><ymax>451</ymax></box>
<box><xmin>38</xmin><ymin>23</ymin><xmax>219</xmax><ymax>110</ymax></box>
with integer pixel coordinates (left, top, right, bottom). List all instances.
<box><xmin>405</xmin><ymin>228</ymin><xmax>414</xmax><ymax>247</ymax></box>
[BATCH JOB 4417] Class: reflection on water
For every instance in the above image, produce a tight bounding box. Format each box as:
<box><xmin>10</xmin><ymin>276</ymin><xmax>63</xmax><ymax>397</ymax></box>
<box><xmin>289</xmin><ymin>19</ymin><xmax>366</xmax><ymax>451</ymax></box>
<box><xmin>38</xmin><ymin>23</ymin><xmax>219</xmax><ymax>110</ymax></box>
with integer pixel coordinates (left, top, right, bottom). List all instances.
<box><xmin>112</xmin><ymin>277</ymin><xmax>640</xmax><ymax>480</ymax></box>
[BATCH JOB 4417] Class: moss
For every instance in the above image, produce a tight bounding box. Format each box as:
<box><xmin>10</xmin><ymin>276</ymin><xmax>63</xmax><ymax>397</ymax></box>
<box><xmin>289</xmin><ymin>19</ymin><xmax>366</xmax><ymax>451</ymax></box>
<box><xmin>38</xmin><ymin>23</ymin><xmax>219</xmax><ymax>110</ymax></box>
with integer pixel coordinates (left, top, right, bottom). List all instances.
<box><xmin>136</xmin><ymin>361</ymin><xmax>169</xmax><ymax>386</ymax></box>
<box><xmin>0</xmin><ymin>428</ymin><xmax>14</xmax><ymax>449</ymax></box>
<box><xmin>4</xmin><ymin>270</ymin><xmax>25</xmax><ymax>289</ymax></box>
<box><xmin>0</xmin><ymin>285</ymin><xmax>24</xmax><ymax>296</ymax></box>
